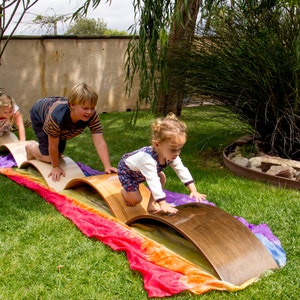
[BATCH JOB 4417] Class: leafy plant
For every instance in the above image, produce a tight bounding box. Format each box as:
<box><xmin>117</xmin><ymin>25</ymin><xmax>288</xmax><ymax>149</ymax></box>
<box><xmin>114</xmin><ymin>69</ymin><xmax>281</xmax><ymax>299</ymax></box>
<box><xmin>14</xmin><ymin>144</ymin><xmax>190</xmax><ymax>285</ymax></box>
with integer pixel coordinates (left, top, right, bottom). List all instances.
<box><xmin>65</xmin><ymin>17</ymin><xmax>107</xmax><ymax>36</ymax></box>
<box><xmin>178</xmin><ymin>1</ymin><xmax>300</xmax><ymax>159</ymax></box>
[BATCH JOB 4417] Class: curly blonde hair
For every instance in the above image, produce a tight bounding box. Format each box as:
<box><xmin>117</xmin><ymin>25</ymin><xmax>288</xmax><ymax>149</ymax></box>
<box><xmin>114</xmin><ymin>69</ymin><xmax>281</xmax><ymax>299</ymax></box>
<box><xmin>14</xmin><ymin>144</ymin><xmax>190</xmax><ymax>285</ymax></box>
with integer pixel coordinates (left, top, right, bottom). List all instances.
<box><xmin>151</xmin><ymin>112</ymin><xmax>187</xmax><ymax>144</ymax></box>
<box><xmin>0</xmin><ymin>94</ymin><xmax>15</xmax><ymax>109</ymax></box>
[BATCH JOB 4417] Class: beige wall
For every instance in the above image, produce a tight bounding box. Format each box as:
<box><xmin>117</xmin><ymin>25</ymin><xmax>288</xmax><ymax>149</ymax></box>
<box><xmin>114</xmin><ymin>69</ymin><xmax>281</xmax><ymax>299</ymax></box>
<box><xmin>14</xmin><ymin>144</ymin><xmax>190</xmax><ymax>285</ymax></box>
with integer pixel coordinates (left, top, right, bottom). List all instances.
<box><xmin>0</xmin><ymin>36</ymin><xmax>145</xmax><ymax>120</ymax></box>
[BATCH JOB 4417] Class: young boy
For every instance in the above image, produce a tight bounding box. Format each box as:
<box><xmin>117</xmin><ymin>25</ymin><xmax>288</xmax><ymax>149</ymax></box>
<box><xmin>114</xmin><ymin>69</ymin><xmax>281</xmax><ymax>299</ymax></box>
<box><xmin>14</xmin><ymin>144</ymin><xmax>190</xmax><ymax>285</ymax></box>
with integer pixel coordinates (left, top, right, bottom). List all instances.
<box><xmin>0</xmin><ymin>94</ymin><xmax>26</xmax><ymax>141</ymax></box>
<box><xmin>26</xmin><ymin>83</ymin><xmax>117</xmax><ymax>182</ymax></box>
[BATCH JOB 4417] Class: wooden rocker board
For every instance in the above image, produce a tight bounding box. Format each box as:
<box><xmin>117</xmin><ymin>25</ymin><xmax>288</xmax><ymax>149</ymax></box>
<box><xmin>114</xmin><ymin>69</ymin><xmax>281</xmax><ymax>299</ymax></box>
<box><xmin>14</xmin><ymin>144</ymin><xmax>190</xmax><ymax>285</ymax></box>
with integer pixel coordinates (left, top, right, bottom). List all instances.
<box><xmin>65</xmin><ymin>173</ymin><xmax>151</xmax><ymax>223</ymax></box>
<box><xmin>0</xmin><ymin>135</ymin><xmax>85</xmax><ymax>191</ymax></box>
<box><xmin>65</xmin><ymin>174</ymin><xmax>278</xmax><ymax>285</ymax></box>
<box><xmin>0</xmin><ymin>132</ymin><xmax>19</xmax><ymax>144</ymax></box>
<box><xmin>127</xmin><ymin>203</ymin><xmax>278</xmax><ymax>286</ymax></box>
<box><xmin>20</xmin><ymin>157</ymin><xmax>85</xmax><ymax>192</ymax></box>
<box><xmin>0</xmin><ymin>137</ymin><xmax>39</xmax><ymax>168</ymax></box>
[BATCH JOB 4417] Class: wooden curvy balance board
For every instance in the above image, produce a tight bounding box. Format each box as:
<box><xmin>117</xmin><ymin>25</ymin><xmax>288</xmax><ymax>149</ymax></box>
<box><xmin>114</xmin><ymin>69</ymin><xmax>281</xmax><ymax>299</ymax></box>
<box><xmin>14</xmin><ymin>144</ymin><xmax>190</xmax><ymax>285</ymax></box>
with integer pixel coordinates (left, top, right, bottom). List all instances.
<box><xmin>0</xmin><ymin>132</ymin><xmax>36</xmax><ymax>168</ymax></box>
<box><xmin>65</xmin><ymin>173</ymin><xmax>150</xmax><ymax>223</ymax></box>
<box><xmin>128</xmin><ymin>203</ymin><xmax>278</xmax><ymax>285</ymax></box>
<box><xmin>0</xmin><ymin>134</ymin><xmax>85</xmax><ymax>191</ymax></box>
<box><xmin>65</xmin><ymin>173</ymin><xmax>278</xmax><ymax>286</ymax></box>
<box><xmin>20</xmin><ymin>157</ymin><xmax>85</xmax><ymax>192</ymax></box>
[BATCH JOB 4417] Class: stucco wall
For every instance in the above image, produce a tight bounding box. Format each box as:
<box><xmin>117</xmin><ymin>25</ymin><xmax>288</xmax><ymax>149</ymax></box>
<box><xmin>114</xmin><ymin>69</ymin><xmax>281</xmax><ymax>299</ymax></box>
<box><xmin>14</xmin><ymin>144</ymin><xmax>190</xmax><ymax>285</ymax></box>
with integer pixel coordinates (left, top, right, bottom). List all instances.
<box><xmin>0</xmin><ymin>36</ymin><xmax>145</xmax><ymax>120</ymax></box>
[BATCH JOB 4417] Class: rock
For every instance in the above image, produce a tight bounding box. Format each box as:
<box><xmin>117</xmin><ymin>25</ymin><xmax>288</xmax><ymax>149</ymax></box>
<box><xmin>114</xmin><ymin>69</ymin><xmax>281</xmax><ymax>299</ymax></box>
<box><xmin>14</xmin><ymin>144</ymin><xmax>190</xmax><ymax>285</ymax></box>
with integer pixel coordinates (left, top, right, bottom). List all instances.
<box><xmin>261</xmin><ymin>155</ymin><xmax>300</xmax><ymax>170</ymax></box>
<box><xmin>232</xmin><ymin>156</ymin><xmax>249</xmax><ymax>168</ymax></box>
<box><xmin>266</xmin><ymin>165</ymin><xmax>295</xmax><ymax>178</ymax></box>
<box><xmin>248</xmin><ymin>157</ymin><xmax>262</xmax><ymax>168</ymax></box>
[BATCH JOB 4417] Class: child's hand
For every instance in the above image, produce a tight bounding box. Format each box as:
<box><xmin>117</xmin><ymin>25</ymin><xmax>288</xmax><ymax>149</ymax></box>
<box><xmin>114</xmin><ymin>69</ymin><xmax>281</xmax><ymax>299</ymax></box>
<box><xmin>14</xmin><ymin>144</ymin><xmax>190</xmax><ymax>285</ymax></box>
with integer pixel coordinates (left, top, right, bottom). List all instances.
<box><xmin>159</xmin><ymin>201</ymin><xmax>178</xmax><ymax>215</ymax></box>
<box><xmin>48</xmin><ymin>166</ymin><xmax>65</xmax><ymax>182</ymax></box>
<box><xmin>189</xmin><ymin>191</ymin><xmax>206</xmax><ymax>203</ymax></box>
<box><xmin>104</xmin><ymin>166</ymin><xmax>118</xmax><ymax>173</ymax></box>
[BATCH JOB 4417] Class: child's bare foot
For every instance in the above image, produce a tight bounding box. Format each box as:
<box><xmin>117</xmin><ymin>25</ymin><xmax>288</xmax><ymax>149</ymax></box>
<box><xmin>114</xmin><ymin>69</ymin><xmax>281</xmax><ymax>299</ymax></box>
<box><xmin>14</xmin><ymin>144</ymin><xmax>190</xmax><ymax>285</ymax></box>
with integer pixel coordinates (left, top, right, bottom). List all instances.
<box><xmin>147</xmin><ymin>201</ymin><xmax>161</xmax><ymax>213</ymax></box>
<box><xmin>25</xmin><ymin>144</ymin><xmax>35</xmax><ymax>160</ymax></box>
<box><xmin>124</xmin><ymin>200</ymin><xmax>137</xmax><ymax>207</ymax></box>
<box><xmin>121</xmin><ymin>189</ymin><xmax>137</xmax><ymax>207</ymax></box>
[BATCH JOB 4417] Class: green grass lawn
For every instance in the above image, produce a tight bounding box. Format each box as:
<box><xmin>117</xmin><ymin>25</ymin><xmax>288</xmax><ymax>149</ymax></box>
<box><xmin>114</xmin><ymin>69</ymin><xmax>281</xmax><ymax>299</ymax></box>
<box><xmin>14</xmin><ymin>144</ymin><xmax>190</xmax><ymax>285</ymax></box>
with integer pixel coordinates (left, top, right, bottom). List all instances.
<box><xmin>0</xmin><ymin>106</ymin><xmax>299</xmax><ymax>299</ymax></box>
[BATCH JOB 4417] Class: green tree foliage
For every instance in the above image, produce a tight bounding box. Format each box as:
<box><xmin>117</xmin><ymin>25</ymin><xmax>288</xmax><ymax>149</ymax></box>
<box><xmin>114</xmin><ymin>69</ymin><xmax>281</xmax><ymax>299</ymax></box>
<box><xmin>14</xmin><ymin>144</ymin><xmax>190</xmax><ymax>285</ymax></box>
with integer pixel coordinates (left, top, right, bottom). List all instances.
<box><xmin>103</xmin><ymin>28</ymin><xmax>127</xmax><ymax>36</ymax></box>
<box><xmin>125</xmin><ymin>0</ymin><xmax>201</xmax><ymax>117</ymax></box>
<box><xmin>66</xmin><ymin>17</ymin><xmax>107</xmax><ymax>36</ymax></box>
<box><xmin>124</xmin><ymin>1</ymin><xmax>175</xmax><ymax>112</ymax></box>
<box><xmin>66</xmin><ymin>16</ymin><xmax>127</xmax><ymax>36</ymax></box>
<box><xmin>155</xmin><ymin>0</ymin><xmax>200</xmax><ymax>116</ymax></box>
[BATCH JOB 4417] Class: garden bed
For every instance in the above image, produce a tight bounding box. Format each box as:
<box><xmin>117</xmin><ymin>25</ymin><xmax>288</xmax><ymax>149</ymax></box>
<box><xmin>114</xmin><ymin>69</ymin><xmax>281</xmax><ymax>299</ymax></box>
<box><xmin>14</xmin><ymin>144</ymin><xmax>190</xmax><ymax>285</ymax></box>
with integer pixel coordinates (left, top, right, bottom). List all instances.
<box><xmin>223</xmin><ymin>135</ymin><xmax>300</xmax><ymax>191</ymax></box>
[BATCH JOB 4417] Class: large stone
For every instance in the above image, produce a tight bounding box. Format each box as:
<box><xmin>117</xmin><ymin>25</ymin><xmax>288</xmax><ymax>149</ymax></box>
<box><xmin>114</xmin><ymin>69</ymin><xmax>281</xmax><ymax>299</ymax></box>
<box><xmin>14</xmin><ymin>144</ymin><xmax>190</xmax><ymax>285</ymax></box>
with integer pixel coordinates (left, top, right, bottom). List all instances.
<box><xmin>248</xmin><ymin>157</ymin><xmax>262</xmax><ymax>168</ymax></box>
<box><xmin>232</xmin><ymin>156</ymin><xmax>249</xmax><ymax>168</ymax></box>
<box><xmin>261</xmin><ymin>155</ymin><xmax>300</xmax><ymax>170</ymax></box>
<box><xmin>266</xmin><ymin>165</ymin><xmax>295</xmax><ymax>178</ymax></box>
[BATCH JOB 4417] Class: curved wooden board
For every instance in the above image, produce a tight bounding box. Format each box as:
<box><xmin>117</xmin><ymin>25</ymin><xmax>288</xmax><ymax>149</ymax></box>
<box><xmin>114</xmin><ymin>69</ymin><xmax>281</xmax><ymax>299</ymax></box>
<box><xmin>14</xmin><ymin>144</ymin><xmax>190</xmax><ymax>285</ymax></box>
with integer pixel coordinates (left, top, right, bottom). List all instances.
<box><xmin>20</xmin><ymin>157</ymin><xmax>85</xmax><ymax>192</ymax></box>
<box><xmin>65</xmin><ymin>174</ymin><xmax>151</xmax><ymax>223</ymax></box>
<box><xmin>127</xmin><ymin>203</ymin><xmax>278</xmax><ymax>286</ymax></box>
<box><xmin>0</xmin><ymin>140</ymin><xmax>39</xmax><ymax>168</ymax></box>
<box><xmin>0</xmin><ymin>132</ymin><xmax>19</xmax><ymax>144</ymax></box>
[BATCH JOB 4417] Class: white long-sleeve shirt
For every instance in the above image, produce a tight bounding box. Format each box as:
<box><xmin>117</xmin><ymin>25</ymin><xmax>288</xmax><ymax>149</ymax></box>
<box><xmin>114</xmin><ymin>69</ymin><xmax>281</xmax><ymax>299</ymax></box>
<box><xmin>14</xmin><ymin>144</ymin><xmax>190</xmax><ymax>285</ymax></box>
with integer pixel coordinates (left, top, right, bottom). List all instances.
<box><xmin>120</xmin><ymin>146</ymin><xmax>194</xmax><ymax>201</ymax></box>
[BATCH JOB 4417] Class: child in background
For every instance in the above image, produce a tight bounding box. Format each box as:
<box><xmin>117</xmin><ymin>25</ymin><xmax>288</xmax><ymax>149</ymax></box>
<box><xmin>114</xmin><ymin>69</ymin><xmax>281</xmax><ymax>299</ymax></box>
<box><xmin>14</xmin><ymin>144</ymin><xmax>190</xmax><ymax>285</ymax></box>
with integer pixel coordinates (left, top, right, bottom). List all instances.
<box><xmin>26</xmin><ymin>83</ymin><xmax>117</xmax><ymax>182</ymax></box>
<box><xmin>118</xmin><ymin>113</ymin><xmax>206</xmax><ymax>215</ymax></box>
<box><xmin>0</xmin><ymin>94</ymin><xmax>26</xmax><ymax>141</ymax></box>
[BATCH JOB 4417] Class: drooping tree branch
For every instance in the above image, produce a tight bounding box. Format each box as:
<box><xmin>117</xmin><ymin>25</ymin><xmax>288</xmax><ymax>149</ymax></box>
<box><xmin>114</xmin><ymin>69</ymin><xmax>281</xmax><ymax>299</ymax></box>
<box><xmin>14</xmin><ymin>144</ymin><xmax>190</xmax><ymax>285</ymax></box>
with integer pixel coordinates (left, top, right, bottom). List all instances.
<box><xmin>74</xmin><ymin>1</ymin><xmax>201</xmax><ymax>118</ymax></box>
<box><xmin>0</xmin><ymin>0</ymin><xmax>39</xmax><ymax>62</ymax></box>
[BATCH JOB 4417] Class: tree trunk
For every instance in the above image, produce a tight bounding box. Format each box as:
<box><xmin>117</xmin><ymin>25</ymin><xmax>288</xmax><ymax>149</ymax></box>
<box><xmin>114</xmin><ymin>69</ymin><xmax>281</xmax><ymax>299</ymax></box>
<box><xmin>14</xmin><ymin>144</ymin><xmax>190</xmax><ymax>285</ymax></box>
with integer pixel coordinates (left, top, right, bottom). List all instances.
<box><xmin>155</xmin><ymin>0</ymin><xmax>200</xmax><ymax>116</ymax></box>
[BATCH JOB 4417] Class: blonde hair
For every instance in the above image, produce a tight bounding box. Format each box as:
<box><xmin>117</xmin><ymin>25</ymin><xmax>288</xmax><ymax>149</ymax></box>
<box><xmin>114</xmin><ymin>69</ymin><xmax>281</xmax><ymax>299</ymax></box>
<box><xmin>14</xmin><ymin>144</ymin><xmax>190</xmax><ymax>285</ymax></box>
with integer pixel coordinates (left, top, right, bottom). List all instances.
<box><xmin>151</xmin><ymin>112</ymin><xmax>187</xmax><ymax>144</ymax></box>
<box><xmin>68</xmin><ymin>83</ymin><xmax>98</xmax><ymax>106</ymax></box>
<box><xmin>0</xmin><ymin>94</ymin><xmax>15</xmax><ymax>109</ymax></box>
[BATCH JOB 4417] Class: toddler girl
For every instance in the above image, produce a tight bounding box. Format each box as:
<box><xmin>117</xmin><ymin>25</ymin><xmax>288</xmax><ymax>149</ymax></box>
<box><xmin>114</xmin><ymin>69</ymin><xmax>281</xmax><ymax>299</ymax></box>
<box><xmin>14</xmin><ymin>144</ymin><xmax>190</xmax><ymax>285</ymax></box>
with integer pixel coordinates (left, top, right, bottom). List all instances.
<box><xmin>118</xmin><ymin>113</ymin><xmax>206</xmax><ymax>215</ymax></box>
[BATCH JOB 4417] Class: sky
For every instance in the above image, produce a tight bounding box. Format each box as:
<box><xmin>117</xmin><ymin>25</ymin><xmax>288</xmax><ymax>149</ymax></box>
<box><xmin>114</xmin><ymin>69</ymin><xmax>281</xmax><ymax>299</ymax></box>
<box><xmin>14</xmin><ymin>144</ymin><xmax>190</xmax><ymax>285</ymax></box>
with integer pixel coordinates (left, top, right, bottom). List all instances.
<box><xmin>5</xmin><ymin>0</ymin><xmax>135</xmax><ymax>35</ymax></box>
